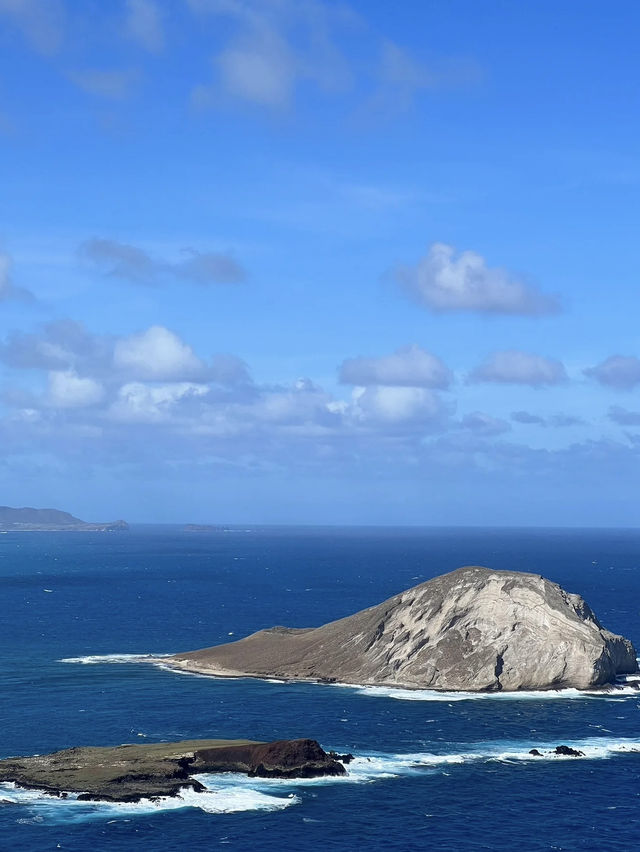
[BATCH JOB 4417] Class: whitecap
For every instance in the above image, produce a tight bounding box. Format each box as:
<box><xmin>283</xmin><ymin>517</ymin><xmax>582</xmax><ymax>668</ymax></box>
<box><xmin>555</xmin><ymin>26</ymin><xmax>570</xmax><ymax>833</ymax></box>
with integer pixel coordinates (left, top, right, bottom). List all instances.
<box><xmin>342</xmin><ymin>683</ymin><xmax>640</xmax><ymax>702</ymax></box>
<box><xmin>58</xmin><ymin>653</ymin><xmax>173</xmax><ymax>665</ymax></box>
<box><xmin>0</xmin><ymin>781</ymin><xmax>297</xmax><ymax>824</ymax></box>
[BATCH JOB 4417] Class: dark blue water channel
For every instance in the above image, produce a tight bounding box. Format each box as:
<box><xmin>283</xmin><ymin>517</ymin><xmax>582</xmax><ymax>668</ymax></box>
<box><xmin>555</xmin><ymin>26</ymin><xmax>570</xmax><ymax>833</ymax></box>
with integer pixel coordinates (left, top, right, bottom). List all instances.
<box><xmin>1</xmin><ymin>527</ymin><xmax>639</xmax><ymax>851</ymax></box>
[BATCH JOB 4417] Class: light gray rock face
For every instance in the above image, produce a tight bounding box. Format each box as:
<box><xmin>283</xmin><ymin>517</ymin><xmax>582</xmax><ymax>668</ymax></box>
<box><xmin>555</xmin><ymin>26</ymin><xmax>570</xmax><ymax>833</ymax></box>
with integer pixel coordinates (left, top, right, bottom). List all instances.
<box><xmin>170</xmin><ymin>566</ymin><xmax>638</xmax><ymax>691</ymax></box>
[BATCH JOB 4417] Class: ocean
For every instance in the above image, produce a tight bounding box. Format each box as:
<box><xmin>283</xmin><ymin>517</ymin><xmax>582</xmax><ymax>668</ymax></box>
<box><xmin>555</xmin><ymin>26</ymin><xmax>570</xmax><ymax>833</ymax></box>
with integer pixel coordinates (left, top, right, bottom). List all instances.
<box><xmin>1</xmin><ymin>526</ymin><xmax>639</xmax><ymax>851</ymax></box>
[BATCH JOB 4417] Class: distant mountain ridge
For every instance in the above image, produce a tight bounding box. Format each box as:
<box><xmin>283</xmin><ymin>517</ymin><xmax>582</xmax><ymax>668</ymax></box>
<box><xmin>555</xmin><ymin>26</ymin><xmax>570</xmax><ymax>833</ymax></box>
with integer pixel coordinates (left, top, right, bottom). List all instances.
<box><xmin>0</xmin><ymin>506</ymin><xmax>128</xmax><ymax>532</ymax></box>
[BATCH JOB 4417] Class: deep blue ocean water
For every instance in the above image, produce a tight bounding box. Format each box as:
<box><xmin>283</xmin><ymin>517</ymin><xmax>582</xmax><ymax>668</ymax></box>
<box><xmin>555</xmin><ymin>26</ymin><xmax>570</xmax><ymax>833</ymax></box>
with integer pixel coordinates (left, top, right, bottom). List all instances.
<box><xmin>1</xmin><ymin>526</ymin><xmax>640</xmax><ymax>851</ymax></box>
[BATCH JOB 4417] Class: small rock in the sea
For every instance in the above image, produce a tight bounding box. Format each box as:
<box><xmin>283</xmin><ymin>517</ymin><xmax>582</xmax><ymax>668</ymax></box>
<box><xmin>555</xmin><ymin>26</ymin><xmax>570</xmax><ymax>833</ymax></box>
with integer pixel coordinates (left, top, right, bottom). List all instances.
<box><xmin>553</xmin><ymin>745</ymin><xmax>585</xmax><ymax>757</ymax></box>
<box><xmin>529</xmin><ymin>749</ymin><xmax>543</xmax><ymax>757</ymax></box>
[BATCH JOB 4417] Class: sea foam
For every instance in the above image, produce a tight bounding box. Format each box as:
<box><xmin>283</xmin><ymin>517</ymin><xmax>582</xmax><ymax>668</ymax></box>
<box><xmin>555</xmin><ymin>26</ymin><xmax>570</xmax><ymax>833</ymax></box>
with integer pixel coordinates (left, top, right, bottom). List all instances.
<box><xmin>3</xmin><ymin>737</ymin><xmax>639</xmax><ymax>824</ymax></box>
<box><xmin>343</xmin><ymin>683</ymin><xmax>640</xmax><ymax>702</ymax></box>
<box><xmin>58</xmin><ymin>653</ymin><xmax>173</xmax><ymax>665</ymax></box>
<box><xmin>0</xmin><ymin>780</ymin><xmax>297</xmax><ymax>824</ymax></box>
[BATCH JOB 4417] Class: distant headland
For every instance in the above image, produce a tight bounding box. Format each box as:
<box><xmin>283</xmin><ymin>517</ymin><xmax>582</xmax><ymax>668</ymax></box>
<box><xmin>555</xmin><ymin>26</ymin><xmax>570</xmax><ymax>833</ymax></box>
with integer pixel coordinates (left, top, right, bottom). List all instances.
<box><xmin>0</xmin><ymin>506</ymin><xmax>128</xmax><ymax>532</ymax></box>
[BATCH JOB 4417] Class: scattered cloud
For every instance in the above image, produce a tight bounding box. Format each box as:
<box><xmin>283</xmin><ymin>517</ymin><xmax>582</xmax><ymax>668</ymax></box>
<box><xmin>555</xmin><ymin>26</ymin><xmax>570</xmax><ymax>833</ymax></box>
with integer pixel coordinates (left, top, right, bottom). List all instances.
<box><xmin>0</xmin><ymin>321</ymin><xmax>250</xmax><ymax>387</ymax></box>
<box><xmin>47</xmin><ymin>370</ymin><xmax>105</xmax><ymax>409</ymax></box>
<box><xmin>0</xmin><ymin>320</ymin><xmax>110</xmax><ymax>370</ymax></box>
<box><xmin>110</xmin><ymin>381</ymin><xmax>209</xmax><ymax>423</ymax></box>
<box><xmin>511</xmin><ymin>410</ymin><xmax>546</xmax><ymax>426</ymax></box>
<box><xmin>68</xmin><ymin>69</ymin><xmax>140</xmax><ymax>100</ymax></box>
<box><xmin>80</xmin><ymin>238</ymin><xmax>246</xmax><ymax>285</ymax></box>
<box><xmin>511</xmin><ymin>410</ymin><xmax>584</xmax><ymax>428</ymax></box>
<box><xmin>349</xmin><ymin>385</ymin><xmax>448</xmax><ymax>428</ymax></box>
<box><xmin>584</xmin><ymin>355</ymin><xmax>640</xmax><ymax>390</ymax></box>
<box><xmin>609</xmin><ymin>405</ymin><xmax>640</xmax><ymax>426</ymax></box>
<box><xmin>368</xmin><ymin>40</ymin><xmax>481</xmax><ymax>115</ymax></box>
<box><xmin>112</xmin><ymin>326</ymin><xmax>207</xmax><ymax>381</ymax></box>
<box><xmin>0</xmin><ymin>252</ymin><xmax>35</xmax><ymax>303</ymax></box>
<box><xmin>549</xmin><ymin>414</ymin><xmax>584</xmax><ymax>428</ymax></box>
<box><xmin>124</xmin><ymin>0</ymin><xmax>164</xmax><ymax>53</ymax></box>
<box><xmin>189</xmin><ymin>0</ymin><xmax>352</xmax><ymax>110</ymax></box>
<box><xmin>0</xmin><ymin>0</ymin><xmax>65</xmax><ymax>54</ymax></box>
<box><xmin>460</xmin><ymin>411</ymin><xmax>510</xmax><ymax>436</ymax></box>
<box><xmin>469</xmin><ymin>350</ymin><xmax>567</xmax><ymax>387</ymax></box>
<box><xmin>339</xmin><ymin>345</ymin><xmax>452</xmax><ymax>389</ymax></box>
<box><xmin>398</xmin><ymin>242</ymin><xmax>559</xmax><ymax>315</ymax></box>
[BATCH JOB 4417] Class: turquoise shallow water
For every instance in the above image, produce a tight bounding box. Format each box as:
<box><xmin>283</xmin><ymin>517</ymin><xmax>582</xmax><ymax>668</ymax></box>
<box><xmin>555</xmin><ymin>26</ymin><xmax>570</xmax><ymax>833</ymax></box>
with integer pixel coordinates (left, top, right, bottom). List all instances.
<box><xmin>1</xmin><ymin>526</ymin><xmax>640</xmax><ymax>851</ymax></box>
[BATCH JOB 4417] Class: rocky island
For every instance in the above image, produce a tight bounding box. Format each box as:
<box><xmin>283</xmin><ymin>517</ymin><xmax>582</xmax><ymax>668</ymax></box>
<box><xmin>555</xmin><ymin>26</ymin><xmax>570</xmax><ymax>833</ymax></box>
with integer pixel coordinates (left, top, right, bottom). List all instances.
<box><xmin>0</xmin><ymin>738</ymin><xmax>349</xmax><ymax>802</ymax></box>
<box><xmin>0</xmin><ymin>506</ymin><xmax>128</xmax><ymax>532</ymax></box>
<box><xmin>162</xmin><ymin>566</ymin><xmax>638</xmax><ymax>692</ymax></box>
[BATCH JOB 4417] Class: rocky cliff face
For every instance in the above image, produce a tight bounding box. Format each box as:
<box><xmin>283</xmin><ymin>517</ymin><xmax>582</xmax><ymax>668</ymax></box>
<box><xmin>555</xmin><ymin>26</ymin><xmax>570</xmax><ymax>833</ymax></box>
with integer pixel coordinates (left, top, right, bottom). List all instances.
<box><xmin>169</xmin><ymin>566</ymin><xmax>638</xmax><ymax>691</ymax></box>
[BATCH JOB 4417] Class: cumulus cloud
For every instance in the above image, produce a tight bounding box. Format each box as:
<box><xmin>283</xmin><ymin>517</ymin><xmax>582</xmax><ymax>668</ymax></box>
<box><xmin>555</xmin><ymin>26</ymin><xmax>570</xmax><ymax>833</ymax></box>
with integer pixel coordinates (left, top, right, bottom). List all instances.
<box><xmin>0</xmin><ymin>0</ymin><xmax>64</xmax><ymax>54</ymax></box>
<box><xmin>113</xmin><ymin>326</ymin><xmax>206</xmax><ymax>381</ymax></box>
<box><xmin>350</xmin><ymin>385</ymin><xmax>447</xmax><ymax>427</ymax></box>
<box><xmin>68</xmin><ymin>69</ymin><xmax>140</xmax><ymax>100</ymax></box>
<box><xmin>339</xmin><ymin>345</ymin><xmax>452</xmax><ymax>389</ymax></box>
<box><xmin>0</xmin><ymin>321</ymin><xmax>250</xmax><ymax>389</ymax></box>
<box><xmin>460</xmin><ymin>411</ymin><xmax>510</xmax><ymax>436</ymax></box>
<box><xmin>124</xmin><ymin>0</ymin><xmax>164</xmax><ymax>52</ymax></box>
<box><xmin>80</xmin><ymin>238</ymin><xmax>246</xmax><ymax>286</ymax></box>
<box><xmin>469</xmin><ymin>350</ymin><xmax>567</xmax><ymax>387</ymax></box>
<box><xmin>609</xmin><ymin>405</ymin><xmax>640</xmax><ymax>426</ymax></box>
<box><xmin>398</xmin><ymin>242</ymin><xmax>559</xmax><ymax>315</ymax></box>
<box><xmin>0</xmin><ymin>320</ymin><xmax>109</xmax><ymax>371</ymax></box>
<box><xmin>584</xmin><ymin>355</ymin><xmax>640</xmax><ymax>390</ymax></box>
<box><xmin>110</xmin><ymin>381</ymin><xmax>209</xmax><ymax>423</ymax></box>
<box><xmin>47</xmin><ymin>370</ymin><xmax>105</xmax><ymax>409</ymax></box>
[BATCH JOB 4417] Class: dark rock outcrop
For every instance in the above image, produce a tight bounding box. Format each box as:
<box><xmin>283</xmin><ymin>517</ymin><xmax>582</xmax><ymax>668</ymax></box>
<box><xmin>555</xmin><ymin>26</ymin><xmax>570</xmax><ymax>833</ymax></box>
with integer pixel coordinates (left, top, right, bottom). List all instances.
<box><xmin>164</xmin><ymin>566</ymin><xmax>638</xmax><ymax>692</ymax></box>
<box><xmin>553</xmin><ymin>745</ymin><xmax>585</xmax><ymax>757</ymax></box>
<box><xmin>0</xmin><ymin>738</ymin><xmax>347</xmax><ymax>802</ymax></box>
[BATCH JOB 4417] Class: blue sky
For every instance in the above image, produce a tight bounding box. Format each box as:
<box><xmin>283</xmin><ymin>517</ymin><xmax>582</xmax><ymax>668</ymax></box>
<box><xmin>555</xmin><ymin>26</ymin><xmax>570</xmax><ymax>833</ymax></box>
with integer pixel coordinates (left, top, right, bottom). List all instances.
<box><xmin>1</xmin><ymin>0</ymin><xmax>639</xmax><ymax>525</ymax></box>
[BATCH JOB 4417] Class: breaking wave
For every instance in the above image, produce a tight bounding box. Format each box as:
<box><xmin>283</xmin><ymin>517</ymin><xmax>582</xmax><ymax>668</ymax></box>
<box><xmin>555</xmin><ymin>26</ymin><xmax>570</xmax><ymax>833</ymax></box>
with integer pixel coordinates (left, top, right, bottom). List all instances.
<box><xmin>3</xmin><ymin>736</ymin><xmax>639</xmax><ymax>824</ymax></box>
<box><xmin>344</xmin><ymin>683</ymin><xmax>640</xmax><ymax>702</ymax></box>
<box><xmin>58</xmin><ymin>654</ymin><xmax>173</xmax><ymax>665</ymax></box>
<box><xmin>0</xmin><ymin>780</ymin><xmax>297</xmax><ymax>824</ymax></box>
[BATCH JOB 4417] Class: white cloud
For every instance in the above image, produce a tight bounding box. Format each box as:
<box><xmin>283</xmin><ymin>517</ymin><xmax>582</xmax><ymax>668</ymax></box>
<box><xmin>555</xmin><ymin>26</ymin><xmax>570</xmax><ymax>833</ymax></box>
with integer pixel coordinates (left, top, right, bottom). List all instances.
<box><xmin>189</xmin><ymin>0</ymin><xmax>351</xmax><ymax>111</ymax></box>
<box><xmin>47</xmin><ymin>370</ymin><xmax>105</xmax><ymax>408</ymax></box>
<box><xmin>113</xmin><ymin>326</ymin><xmax>206</xmax><ymax>380</ymax></box>
<box><xmin>584</xmin><ymin>355</ymin><xmax>640</xmax><ymax>390</ymax></box>
<box><xmin>370</xmin><ymin>41</ymin><xmax>481</xmax><ymax>114</ymax></box>
<box><xmin>0</xmin><ymin>0</ymin><xmax>64</xmax><ymax>54</ymax></box>
<box><xmin>110</xmin><ymin>381</ymin><xmax>209</xmax><ymax>423</ymax></box>
<box><xmin>398</xmin><ymin>242</ymin><xmax>559</xmax><ymax>315</ymax></box>
<box><xmin>340</xmin><ymin>345</ymin><xmax>452</xmax><ymax>389</ymax></box>
<box><xmin>470</xmin><ymin>350</ymin><xmax>567</xmax><ymax>387</ymax></box>
<box><xmin>351</xmin><ymin>385</ymin><xmax>445</xmax><ymax>425</ymax></box>
<box><xmin>215</xmin><ymin>28</ymin><xmax>295</xmax><ymax>108</ymax></box>
<box><xmin>124</xmin><ymin>0</ymin><xmax>164</xmax><ymax>52</ymax></box>
<box><xmin>69</xmin><ymin>69</ymin><xmax>139</xmax><ymax>100</ymax></box>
